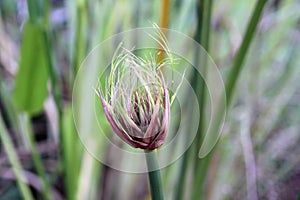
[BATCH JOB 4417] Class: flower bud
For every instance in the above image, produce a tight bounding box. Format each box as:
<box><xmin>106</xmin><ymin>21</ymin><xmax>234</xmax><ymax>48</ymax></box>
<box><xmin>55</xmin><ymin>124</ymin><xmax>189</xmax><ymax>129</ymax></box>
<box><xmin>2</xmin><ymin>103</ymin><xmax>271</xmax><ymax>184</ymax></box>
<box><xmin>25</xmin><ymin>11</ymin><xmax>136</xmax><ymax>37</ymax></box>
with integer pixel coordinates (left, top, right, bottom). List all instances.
<box><xmin>97</xmin><ymin>47</ymin><xmax>170</xmax><ymax>150</ymax></box>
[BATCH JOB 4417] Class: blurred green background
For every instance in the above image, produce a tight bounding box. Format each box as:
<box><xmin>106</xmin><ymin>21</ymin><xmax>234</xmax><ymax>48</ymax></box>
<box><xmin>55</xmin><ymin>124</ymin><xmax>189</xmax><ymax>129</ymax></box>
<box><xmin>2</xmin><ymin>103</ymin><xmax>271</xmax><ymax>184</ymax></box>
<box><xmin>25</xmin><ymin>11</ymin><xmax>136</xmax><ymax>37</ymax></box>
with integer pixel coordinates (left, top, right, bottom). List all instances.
<box><xmin>0</xmin><ymin>0</ymin><xmax>300</xmax><ymax>199</ymax></box>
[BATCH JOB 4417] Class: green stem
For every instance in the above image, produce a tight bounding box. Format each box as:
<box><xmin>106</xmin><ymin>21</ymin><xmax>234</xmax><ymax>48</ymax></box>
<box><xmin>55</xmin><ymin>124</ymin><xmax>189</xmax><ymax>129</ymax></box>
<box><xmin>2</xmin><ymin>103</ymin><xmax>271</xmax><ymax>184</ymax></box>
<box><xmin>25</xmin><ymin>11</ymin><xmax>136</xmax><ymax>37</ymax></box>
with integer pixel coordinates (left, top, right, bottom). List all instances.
<box><xmin>191</xmin><ymin>153</ymin><xmax>212</xmax><ymax>200</ymax></box>
<box><xmin>26</xmin><ymin>0</ymin><xmax>39</xmax><ymax>22</ymax></box>
<box><xmin>23</xmin><ymin>115</ymin><xmax>51</xmax><ymax>200</ymax></box>
<box><xmin>73</xmin><ymin>0</ymin><xmax>88</xmax><ymax>76</ymax></box>
<box><xmin>174</xmin><ymin>146</ymin><xmax>193</xmax><ymax>200</ymax></box>
<box><xmin>37</xmin><ymin>5</ymin><xmax>65</xmax><ymax>192</ymax></box>
<box><xmin>26</xmin><ymin>0</ymin><xmax>64</xmax><ymax>181</ymax></box>
<box><xmin>42</xmin><ymin>27</ymin><xmax>66</xmax><ymax>198</ymax></box>
<box><xmin>225</xmin><ymin>0</ymin><xmax>268</xmax><ymax>105</ymax></box>
<box><xmin>192</xmin><ymin>0</ymin><xmax>268</xmax><ymax>199</ymax></box>
<box><xmin>191</xmin><ymin>2</ymin><xmax>213</xmax><ymax>199</ymax></box>
<box><xmin>145</xmin><ymin>150</ymin><xmax>164</xmax><ymax>200</ymax></box>
<box><xmin>174</xmin><ymin>0</ymin><xmax>210</xmax><ymax>199</ymax></box>
<box><xmin>194</xmin><ymin>0</ymin><xmax>212</xmax><ymax>165</ymax></box>
<box><xmin>0</xmin><ymin>114</ymin><xmax>34</xmax><ymax>200</ymax></box>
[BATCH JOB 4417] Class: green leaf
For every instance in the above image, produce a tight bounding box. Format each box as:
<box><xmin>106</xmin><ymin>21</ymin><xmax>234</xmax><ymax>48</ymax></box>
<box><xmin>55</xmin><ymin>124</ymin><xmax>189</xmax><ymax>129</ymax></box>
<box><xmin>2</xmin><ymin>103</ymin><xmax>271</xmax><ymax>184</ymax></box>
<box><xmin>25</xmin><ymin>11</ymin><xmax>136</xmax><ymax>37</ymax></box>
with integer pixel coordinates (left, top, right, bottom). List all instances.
<box><xmin>13</xmin><ymin>21</ymin><xmax>49</xmax><ymax>115</ymax></box>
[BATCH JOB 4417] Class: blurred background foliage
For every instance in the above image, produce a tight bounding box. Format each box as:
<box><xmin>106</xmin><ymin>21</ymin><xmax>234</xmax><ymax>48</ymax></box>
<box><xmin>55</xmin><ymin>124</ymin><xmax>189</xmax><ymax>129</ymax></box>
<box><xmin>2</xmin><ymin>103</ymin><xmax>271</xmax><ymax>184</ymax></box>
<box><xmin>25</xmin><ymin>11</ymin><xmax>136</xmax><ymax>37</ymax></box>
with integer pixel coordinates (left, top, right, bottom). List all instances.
<box><xmin>0</xmin><ymin>0</ymin><xmax>300</xmax><ymax>199</ymax></box>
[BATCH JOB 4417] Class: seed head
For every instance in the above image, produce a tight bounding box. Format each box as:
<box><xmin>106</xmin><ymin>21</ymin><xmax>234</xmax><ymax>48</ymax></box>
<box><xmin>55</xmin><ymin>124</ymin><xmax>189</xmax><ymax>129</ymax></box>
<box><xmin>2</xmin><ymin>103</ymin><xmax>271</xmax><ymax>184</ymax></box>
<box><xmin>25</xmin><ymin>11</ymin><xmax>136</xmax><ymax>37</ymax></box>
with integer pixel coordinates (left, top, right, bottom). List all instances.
<box><xmin>97</xmin><ymin>42</ymin><xmax>173</xmax><ymax>150</ymax></box>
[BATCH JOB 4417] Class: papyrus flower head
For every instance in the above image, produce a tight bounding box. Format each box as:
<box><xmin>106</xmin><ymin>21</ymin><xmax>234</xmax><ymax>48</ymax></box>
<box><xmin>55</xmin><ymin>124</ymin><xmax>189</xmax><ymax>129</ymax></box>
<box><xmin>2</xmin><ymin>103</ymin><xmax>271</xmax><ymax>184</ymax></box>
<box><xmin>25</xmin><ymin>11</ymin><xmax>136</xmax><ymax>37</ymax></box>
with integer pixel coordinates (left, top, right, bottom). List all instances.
<box><xmin>97</xmin><ymin>42</ymin><xmax>174</xmax><ymax>150</ymax></box>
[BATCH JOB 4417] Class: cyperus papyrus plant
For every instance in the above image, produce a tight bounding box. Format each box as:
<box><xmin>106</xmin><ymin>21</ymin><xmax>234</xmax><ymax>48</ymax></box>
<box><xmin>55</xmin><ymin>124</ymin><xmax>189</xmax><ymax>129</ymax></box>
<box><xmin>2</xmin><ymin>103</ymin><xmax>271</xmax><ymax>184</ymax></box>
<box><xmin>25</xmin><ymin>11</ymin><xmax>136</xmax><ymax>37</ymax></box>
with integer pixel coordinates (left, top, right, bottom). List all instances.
<box><xmin>96</xmin><ymin>27</ymin><xmax>177</xmax><ymax>200</ymax></box>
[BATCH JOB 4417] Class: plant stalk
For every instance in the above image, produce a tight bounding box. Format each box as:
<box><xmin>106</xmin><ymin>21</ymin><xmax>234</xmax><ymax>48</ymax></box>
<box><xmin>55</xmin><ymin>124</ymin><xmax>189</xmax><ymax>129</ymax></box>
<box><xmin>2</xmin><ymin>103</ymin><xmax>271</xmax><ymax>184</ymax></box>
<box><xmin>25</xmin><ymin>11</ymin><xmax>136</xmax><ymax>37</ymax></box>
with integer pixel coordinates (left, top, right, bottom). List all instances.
<box><xmin>191</xmin><ymin>1</ymin><xmax>213</xmax><ymax>199</ymax></box>
<box><xmin>23</xmin><ymin>115</ymin><xmax>52</xmax><ymax>200</ymax></box>
<box><xmin>160</xmin><ymin>0</ymin><xmax>170</xmax><ymax>29</ymax></box>
<box><xmin>0</xmin><ymin>113</ymin><xmax>34</xmax><ymax>200</ymax></box>
<box><xmin>158</xmin><ymin>0</ymin><xmax>170</xmax><ymax>64</ymax></box>
<box><xmin>225</xmin><ymin>0</ymin><xmax>268</xmax><ymax>105</ymax></box>
<box><xmin>194</xmin><ymin>0</ymin><xmax>212</xmax><ymax>166</ymax></box>
<box><xmin>174</xmin><ymin>0</ymin><xmax>209</xmax><ymax>199</ymax></box>
<box><xmin>145</xmin><ymin>150</ymin><xmax>164</xmax><ymax>200</ymax></box>
<box><xmin>73</xmin><ymin>0</ymin><xmax>88</xmax><ymax>76</ymax></box>
<box><xmin>192</xmin><ymin>0</ymin><xmax>269</xmax><ymax>199</ymax></box>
